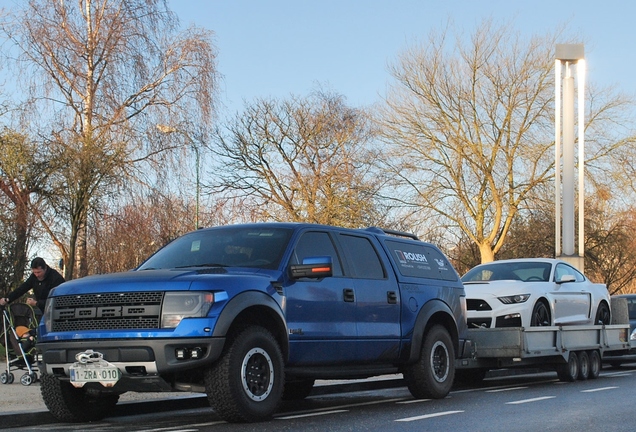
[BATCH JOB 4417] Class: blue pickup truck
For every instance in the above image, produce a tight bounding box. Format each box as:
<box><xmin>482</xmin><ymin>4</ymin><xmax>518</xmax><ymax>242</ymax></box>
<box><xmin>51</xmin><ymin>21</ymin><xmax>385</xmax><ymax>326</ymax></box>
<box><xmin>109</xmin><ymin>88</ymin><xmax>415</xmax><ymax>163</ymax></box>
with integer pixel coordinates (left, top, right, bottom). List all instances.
<box><xmin>36</xmin><ymin>222</ymin><xmax>470</xmax><ymax>423</ymax></box>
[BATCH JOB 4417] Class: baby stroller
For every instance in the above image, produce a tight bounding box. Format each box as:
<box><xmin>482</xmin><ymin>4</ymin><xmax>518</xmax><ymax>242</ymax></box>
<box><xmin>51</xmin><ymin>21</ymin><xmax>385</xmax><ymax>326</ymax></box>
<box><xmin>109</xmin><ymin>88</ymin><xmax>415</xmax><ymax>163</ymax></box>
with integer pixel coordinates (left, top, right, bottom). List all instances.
<box><xmin>1</xmin><ymin>303</ymin><xmax>39</xmax><ymax>385</ymax></box>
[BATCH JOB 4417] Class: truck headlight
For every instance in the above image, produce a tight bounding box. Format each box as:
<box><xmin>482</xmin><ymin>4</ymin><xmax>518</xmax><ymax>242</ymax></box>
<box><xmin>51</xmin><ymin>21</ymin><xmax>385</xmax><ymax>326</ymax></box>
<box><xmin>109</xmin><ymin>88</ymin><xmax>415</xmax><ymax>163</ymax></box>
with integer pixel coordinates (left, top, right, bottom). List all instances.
<box><xmin>631</xmin><ymin>328</ymin><xmax>636</xmax><ymax>341</ymax></box>
<box><xmin>161</xmin><ymin>292</ymin><xmax>214</xmax><ymax>328</ymax></box>
<box><xmin>498</xmin><ymin>294</ymin><xmax>530</xmax><ymax>304</ymax></box>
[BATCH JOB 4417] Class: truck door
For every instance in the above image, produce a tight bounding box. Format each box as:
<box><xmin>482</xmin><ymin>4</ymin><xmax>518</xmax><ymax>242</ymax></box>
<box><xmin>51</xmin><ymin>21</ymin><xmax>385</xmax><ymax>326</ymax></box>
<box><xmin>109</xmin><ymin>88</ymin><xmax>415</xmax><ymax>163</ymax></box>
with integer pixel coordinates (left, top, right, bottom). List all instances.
<box><xmin>552</xmin><ymin>263</ymin><xmax>592</xmax><ymax>324</ymax></box>
<box><xmin>285</xmin><ymin>230</ymin><xmax>358</xmax><ymax>364</ymax></box>
<box><xmin>337</xmin><ymin>233</ymin><xmax>401</xmax><ymax>362</ymax></box>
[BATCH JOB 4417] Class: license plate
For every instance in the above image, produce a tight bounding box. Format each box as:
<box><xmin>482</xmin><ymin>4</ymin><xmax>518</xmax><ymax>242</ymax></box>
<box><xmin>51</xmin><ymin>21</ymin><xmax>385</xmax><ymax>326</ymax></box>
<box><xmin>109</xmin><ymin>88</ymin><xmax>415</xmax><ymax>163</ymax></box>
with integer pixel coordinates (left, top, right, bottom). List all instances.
<box><xmin>69</xmin><ymin>363</ymin><xmax>120</xmax><ymax>387</ymax></box>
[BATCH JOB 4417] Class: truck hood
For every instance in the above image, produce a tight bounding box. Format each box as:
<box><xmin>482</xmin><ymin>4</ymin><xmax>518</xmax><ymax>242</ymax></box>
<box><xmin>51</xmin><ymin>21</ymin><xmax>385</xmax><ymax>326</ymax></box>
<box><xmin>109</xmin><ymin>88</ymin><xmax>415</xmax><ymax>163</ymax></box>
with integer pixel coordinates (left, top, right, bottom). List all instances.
<box><xmin>51</xmin><ymin>268</ymin><xmax>282</xmax><ymax>296</ymax></box>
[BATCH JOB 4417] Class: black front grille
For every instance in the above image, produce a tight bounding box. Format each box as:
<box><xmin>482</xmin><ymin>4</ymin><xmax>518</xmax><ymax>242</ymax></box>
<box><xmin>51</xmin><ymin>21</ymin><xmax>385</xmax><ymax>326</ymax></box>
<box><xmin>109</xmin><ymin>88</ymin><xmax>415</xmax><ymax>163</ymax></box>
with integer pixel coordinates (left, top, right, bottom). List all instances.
<box><xmin>466</xmin><ymin>298</ymin><xmax>492</xmax><ymax>311</ymax></box>
<box><xmin>52</xmin><ymin>292</ymin><xmax>164</xmax><ymax>332</ymax></box>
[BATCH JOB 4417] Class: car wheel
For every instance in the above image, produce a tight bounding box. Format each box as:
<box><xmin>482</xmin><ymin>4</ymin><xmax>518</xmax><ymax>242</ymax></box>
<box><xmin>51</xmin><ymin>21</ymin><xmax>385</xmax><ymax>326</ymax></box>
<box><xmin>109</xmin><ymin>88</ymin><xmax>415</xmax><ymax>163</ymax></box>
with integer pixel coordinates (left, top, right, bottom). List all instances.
<box><xmin>204</xmin><ymin>326</ymin><xmax>284</xmax><ymax>423</ymax></box>
<box><xmin>594</xmin><ymin>302</ymin><xmax>611</xmax><ymax>325</ymax></box>
<box><xmin>556</xmin><ymin>351</ymin><xmax>579</xmax><ymax>382</ymax></box>
<box><xmin>588</xmin><ymin>350</ymin><xmax>601</xmax><ymax>379</ymax></box>
<box><xmin>577</xmin><ymin>351</ymin><xmax>589</xmax><ymax>380</ymax></box>
<box><xmin>530</xmin><ymin>301</ymin><xmax>550</xmax><ymax>326</ymax></box>
<box><xmin>404</xmin><ymin>324</ymin><xmax>455</xmax><ymax>399</ymax></box>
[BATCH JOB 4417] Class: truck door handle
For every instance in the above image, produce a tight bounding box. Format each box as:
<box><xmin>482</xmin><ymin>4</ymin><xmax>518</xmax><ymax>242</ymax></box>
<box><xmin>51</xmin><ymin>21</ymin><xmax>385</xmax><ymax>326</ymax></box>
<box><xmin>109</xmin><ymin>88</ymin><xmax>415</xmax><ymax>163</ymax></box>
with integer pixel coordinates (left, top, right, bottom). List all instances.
<box><xmin>343</xmin><ymin>288</ymin><xmax>355</xmax><ymax>302</ymax></box>
<box><xmin>387</xmin><ymin>291</ymin><xmax>398</xmax><ymax>304</ymax></box>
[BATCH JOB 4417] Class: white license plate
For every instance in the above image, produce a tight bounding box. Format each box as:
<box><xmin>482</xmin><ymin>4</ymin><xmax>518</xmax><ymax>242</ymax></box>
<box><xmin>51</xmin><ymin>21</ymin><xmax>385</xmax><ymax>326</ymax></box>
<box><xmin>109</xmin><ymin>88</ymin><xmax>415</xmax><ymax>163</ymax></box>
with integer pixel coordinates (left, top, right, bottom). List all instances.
<box><xmin>70</xmin><ymin>363</ymin><xmax>120</xmax><ymax>385</ymax></box>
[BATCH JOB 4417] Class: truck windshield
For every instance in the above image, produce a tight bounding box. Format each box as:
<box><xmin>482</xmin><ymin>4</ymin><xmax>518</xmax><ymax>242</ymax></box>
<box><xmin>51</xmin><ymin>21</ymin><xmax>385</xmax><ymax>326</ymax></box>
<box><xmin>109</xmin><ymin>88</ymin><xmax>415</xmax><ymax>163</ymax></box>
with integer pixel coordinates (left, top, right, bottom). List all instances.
<box><xmin>137</xmin><ymin>227</ymin><xmax>293</xmax><ymax>271</ymax></box>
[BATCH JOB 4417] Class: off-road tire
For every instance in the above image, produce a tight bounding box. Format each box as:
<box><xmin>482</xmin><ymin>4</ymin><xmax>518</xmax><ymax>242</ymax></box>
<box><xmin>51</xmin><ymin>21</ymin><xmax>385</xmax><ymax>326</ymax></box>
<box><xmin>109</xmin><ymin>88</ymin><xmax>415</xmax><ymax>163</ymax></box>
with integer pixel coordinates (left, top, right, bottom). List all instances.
<box><xmin>205</xmin><ymin>326</ymin><xmax>284</xmax><ymax>423</ymax></box>
<box><xmin>403</xmin><ymin>324</ymin><xmax>455</xmax><ymax>399</ymax></box>
<box><xmin>40</xmin><ymin>373</ymin><xmax>119</xmax><ymax>422</ymax></box>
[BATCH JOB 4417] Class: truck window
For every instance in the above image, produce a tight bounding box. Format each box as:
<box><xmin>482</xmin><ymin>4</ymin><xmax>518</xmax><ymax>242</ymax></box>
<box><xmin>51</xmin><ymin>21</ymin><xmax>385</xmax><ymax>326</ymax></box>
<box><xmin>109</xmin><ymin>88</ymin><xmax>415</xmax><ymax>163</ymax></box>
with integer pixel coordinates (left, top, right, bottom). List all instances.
<box><xmin>338</xmin><ymin>234</ymin><xmax>386</xmax><ymax>279</ymax></box>
<box><xmin>291</xmin><ymin>231</ymin><xmax>343</xmax><ymax>276</ymax></box>
<box><xmin>385</xmin><ymin>239</ymin><xmax>458</xmax><ymax>281</ymax></box>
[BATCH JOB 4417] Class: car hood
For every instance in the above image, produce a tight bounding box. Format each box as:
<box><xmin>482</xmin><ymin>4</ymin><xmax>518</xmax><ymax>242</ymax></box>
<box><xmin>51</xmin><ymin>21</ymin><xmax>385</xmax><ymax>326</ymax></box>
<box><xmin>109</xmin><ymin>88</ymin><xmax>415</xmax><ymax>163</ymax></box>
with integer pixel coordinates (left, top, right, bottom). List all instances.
<box><xmin>463</xmin><ymin>280</ymin><xmax>546</xmax><ymax>298</ymax></box>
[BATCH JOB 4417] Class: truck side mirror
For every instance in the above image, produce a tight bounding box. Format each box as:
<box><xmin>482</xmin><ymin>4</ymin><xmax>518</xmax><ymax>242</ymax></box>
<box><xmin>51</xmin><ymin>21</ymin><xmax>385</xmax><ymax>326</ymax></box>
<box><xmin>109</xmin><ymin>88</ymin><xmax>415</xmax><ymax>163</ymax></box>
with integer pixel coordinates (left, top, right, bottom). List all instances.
<box><xmin>289</xmin><ymin>256</ymin><xmax>333</xmax><ymax>279</ymax></box>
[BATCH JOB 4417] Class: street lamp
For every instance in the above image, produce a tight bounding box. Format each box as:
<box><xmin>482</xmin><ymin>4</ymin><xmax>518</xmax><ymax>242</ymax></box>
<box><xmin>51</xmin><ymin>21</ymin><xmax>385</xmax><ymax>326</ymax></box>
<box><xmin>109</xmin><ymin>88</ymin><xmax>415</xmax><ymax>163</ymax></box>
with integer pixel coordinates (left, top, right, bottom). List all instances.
<box><xmin>157</xmin><ymin>124</ymin><xmax>201</xmax><ymax>230</ymax></box>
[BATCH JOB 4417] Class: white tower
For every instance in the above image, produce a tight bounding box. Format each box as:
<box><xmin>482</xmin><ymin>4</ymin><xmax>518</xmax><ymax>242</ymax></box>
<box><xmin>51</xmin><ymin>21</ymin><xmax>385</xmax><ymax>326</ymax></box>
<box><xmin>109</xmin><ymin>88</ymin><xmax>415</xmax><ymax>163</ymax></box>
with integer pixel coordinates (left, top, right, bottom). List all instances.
<box><xmin>554</xmin><ymin>44</ymin><xmax>585</xmax><ymax>271</ymax></box>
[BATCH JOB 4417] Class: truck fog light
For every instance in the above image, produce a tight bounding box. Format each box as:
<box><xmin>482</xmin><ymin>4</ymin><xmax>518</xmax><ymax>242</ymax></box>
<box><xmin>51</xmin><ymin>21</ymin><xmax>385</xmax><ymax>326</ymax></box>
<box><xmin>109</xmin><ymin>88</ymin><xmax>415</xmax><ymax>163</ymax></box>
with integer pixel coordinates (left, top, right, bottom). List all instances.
<box><xmin>176</xmin><ymin>348</ymin><xmax>190</xmax><ymax>360</ymax></box>
<box><xmin>190</xmin><ymin>347</ymin><xmax>203</xmax><ymax>359</ymax></box>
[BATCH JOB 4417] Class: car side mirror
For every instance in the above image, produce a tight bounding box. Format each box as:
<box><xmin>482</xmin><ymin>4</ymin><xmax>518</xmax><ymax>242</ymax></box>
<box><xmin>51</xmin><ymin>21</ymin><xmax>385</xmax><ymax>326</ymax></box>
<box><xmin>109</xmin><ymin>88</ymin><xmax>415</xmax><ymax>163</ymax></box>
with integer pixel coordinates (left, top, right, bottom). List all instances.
<box><xmin>557</xmin><ymin>274</ymin><xmax>576</xmax><ymax>284</ymax></box>
<box><xmin>289</xmin><ymin>256</ymin><xmax>333</xmax><ymax>279</ymax></box>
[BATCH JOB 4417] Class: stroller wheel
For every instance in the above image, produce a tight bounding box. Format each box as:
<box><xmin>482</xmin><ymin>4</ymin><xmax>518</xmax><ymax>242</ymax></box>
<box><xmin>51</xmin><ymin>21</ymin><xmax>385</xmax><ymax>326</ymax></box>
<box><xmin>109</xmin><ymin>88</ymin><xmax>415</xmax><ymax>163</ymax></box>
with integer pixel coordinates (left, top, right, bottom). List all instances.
<box><xmin>0</xmin><ymin>372</ymin><xmax>7</xmax><ymax>385</ymax></box>
<box><xmin>7</xmin><ymin>373</ymin><xmax>14</xmax><ymax>384</ymax></box>
<box><xmin>21</xmin><ymin>373</ymin><xmax>33</xmax><ymax>386</ymax></box>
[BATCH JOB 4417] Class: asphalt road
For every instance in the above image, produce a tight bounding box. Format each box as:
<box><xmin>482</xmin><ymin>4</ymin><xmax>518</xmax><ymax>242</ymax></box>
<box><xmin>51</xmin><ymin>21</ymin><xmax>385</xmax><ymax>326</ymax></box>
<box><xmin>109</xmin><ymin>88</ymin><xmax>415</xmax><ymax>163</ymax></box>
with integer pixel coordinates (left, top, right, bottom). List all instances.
<box><xmin>4</xmin><ymin>365</ymin><xmax>636</xmax><ymax>431</ymax></box>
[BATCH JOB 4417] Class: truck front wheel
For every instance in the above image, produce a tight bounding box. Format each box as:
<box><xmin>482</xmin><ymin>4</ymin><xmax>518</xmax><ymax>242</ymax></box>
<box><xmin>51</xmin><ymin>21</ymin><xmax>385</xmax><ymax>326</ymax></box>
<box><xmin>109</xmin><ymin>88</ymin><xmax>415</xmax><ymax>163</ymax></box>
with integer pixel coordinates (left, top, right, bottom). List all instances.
<box><xmin>40</xmin><ymin>373</ymin><xmax>119</xmax><ymax>422</ymax></box>
<box><xmin>204</xmin><ymin>326</ymin><xmax>284</xmax><ymax>423</ymax></box>
<box><xmin>404</xmin><ymin>324</ymin><xmax>455</xmax><ymax>399</ymax></box>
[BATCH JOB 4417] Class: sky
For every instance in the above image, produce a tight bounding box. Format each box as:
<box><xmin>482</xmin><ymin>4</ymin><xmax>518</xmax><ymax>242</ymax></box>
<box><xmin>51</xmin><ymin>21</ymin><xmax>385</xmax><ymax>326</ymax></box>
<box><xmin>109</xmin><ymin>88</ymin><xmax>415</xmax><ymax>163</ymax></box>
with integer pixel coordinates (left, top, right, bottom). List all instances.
<box><xmin>167</xmin><ymin>0</ymin><xmax>636</xmax><ymax>118</ymax></box>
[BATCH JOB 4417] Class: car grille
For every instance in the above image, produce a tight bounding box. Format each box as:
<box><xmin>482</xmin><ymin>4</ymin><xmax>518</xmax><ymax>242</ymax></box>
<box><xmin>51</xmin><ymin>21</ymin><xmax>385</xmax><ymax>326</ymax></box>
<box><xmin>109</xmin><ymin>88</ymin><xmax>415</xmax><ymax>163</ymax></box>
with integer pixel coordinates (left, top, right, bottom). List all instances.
<box><xmin>51</xmin><ymin>292</ymin><xmax>164</xmax><ymax>332</ymax></box>
<box><xmin>466</xmin><ymin>299</ymin><xmax>492</xmax><ymax>311</ymax></box>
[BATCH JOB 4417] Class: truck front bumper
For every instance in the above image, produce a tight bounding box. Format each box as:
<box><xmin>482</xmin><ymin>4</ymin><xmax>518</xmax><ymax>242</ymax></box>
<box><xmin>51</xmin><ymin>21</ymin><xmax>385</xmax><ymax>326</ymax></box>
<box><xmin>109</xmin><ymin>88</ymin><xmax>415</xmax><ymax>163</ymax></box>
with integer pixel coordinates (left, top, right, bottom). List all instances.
<box><xmin>37</xmin><ymin>337</ymin><xmax>226</xmax><ymax>379</ymax></box>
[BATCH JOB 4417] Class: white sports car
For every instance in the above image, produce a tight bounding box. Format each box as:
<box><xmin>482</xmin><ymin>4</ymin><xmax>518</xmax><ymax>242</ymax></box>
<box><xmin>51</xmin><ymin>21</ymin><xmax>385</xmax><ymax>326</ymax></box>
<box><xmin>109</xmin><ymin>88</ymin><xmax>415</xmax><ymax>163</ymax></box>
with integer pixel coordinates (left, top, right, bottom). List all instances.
<box><xmin>461</xmin><ymin>258</ymin><xmax>611</xmax><ymax>329</ymax></box>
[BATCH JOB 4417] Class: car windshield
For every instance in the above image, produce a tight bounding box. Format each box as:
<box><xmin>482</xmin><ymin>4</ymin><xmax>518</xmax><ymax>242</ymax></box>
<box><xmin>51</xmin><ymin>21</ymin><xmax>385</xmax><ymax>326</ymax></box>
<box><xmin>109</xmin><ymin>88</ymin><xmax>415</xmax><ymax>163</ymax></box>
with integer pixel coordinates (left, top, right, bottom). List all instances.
<box><xmin>137</xmin><ymin>227</ymin><xmax>293</xmax><ymax>271</ymax></box>
<box><xmin>462</xmin><ymin>262</ymin><xmax>552</xmax><ymax>282</ymax></box>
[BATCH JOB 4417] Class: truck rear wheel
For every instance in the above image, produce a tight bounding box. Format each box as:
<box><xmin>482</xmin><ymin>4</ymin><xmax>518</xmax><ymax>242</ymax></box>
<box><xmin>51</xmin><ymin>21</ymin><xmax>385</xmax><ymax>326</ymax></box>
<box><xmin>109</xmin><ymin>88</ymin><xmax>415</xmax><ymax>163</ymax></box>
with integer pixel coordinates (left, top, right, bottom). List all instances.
<box><xmin>40</xmin><ymin>373</ymin><xmax>119</xmax><ymax>422</ymax></box>
<box><xmin>404</xmin><ymin>324</ymin><xmax>455</xmax><ymax>399</ymax></box>
<box><xmin>204</xmin><ymin>326</ymin><xmax>284</xmax><ymax>423</ymax></box>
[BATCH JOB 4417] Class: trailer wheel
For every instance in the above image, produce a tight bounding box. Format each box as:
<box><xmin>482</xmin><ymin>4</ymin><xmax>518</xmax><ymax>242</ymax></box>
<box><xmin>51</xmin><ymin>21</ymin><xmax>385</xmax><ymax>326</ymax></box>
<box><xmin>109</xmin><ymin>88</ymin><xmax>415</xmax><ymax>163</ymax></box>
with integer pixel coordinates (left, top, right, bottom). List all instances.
<box><xmin>404</xmin><ymin>325</ymin><xmax>455</xmax><ymax>399</ymax></box>
<box><xmin>204</xmin><ymin>326</ymin><xmax>284</xmax><ymax>423</ymax></box>
<box><xmin>588</xmin><ymin>350</ymin><xmax>601</xmax><ymax>379</ymax></box>
<box><xmin>40</xmin><ymin>373</ymin><xmax>119</xmax><ymax>422</ymax></box>
<box><xmin>577</xmin><ymin>351</ymin><xmax>589</xmax><ymax>380</ymax></box>
<box><xmin>556</xmin><ymin>351</ymin><xmax>579</xmax><ymax>382</ymax></box>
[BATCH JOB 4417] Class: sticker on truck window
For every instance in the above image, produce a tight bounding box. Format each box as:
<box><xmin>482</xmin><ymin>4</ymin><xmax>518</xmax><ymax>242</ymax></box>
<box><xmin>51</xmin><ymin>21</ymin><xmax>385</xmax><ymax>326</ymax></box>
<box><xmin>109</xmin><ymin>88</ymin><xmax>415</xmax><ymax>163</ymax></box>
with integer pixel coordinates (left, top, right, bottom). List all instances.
<box><xmin>385</xmin><ymin>240</ymin><xmax>458</xmax><ymax>281</ymax></box>
<box><xmin>191</xmin><ymin>240</ymin><xmax>201</xmax><ymax>252</ymax></box>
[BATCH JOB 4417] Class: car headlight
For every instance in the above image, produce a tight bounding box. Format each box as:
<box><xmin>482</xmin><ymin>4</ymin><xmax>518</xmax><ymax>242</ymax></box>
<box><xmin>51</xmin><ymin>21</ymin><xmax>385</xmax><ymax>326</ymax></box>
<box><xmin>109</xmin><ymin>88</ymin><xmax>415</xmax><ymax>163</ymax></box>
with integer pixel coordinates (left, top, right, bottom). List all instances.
<box><xmin>161</xmin><ymin>292</ymin><xmax>214</xmax><ymax>328</ymax></box>
<box><xmin>631</xmin><ymin>328</ymin><xmax>636</xmax><ymax>341</ymax></box>
<box><xmin>498</xmin><ymin>294</ymin><xmax>530</xmax><ymax>304</ymax></box>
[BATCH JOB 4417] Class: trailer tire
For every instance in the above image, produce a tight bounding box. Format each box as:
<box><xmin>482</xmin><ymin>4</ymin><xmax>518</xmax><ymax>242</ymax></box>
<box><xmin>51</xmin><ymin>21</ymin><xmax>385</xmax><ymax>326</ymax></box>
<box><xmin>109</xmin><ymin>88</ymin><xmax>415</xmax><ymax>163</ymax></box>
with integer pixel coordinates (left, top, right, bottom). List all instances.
<box><xmin>588</xmin><ymin>350</ymin><xmax>601</xmax><ymax>379</ymax></box>
<box><xmin>577</xmin><ymin>351</ymin><xmax>589</xmax><ymax>380</ymax></box>
<box><xmin>40</xmin><ymin>373</ymin><xmax>119</xmax><ymax>422</ymax></box>
<box><xmin>204</xmin><ymin>326</ymin><xmax>284</xmax><ymax>423</ymax></box>
<box><xmin>556</xmin><ymin>351</ymin><xmax>579</xmax><ymax>382</ymax></box>
<box><xmin>404</xmin><ymin>325</ymin><xmax>455</xmax><ymax>399</ymax></box>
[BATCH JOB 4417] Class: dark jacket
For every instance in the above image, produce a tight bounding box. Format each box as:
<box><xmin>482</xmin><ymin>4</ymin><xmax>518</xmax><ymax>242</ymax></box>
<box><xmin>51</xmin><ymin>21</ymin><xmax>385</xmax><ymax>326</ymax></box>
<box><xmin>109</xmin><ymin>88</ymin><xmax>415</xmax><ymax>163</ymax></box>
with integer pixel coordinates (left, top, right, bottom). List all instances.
<box><xmin>7</xmin><ymin>267</ymin><xmax>66</xmax><ymax>313</ymax></box>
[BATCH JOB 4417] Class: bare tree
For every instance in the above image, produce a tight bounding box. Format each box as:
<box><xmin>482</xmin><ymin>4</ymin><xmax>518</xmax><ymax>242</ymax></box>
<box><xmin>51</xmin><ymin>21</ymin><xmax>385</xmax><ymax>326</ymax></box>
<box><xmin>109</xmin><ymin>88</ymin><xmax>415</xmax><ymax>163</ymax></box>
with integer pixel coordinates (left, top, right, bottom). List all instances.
<box><xmin>0</xmin><ymin>128</ymin><xmax>52</xmax><ymax>289</ymax></box>
<box><xmin>377</xmin><ymin>20</ymin><xmax>635</xmax><ymax>263</ymax></box>
<box><xmin>213</xmin><ymin>90</ymin><xmax>388</xmax><ymax>228</ymax></box>
<box><xmin>1</xmin><ymin>0</ymin><xmax>217</xmax><ymax>279</ymax></box>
